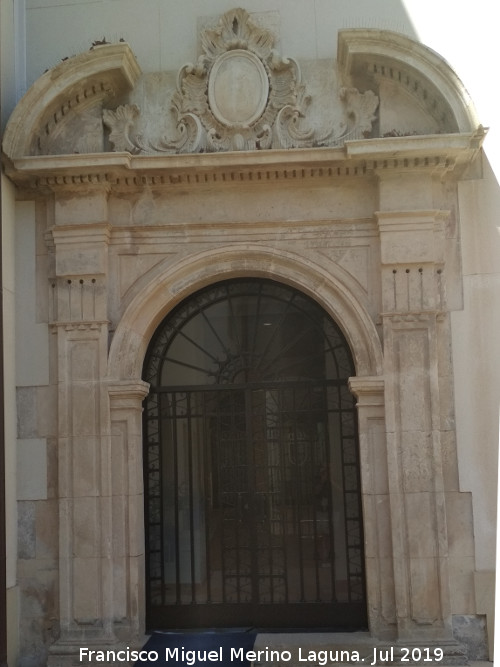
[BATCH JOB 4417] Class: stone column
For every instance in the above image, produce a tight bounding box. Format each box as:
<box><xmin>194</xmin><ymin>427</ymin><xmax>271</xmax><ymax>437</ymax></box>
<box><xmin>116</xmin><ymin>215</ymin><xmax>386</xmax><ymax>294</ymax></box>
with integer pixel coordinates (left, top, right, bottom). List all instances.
<box><xmin>348</xmin><ymin>377</ymin><xmax>396</xmax><ymax>640</ymax></box>
<box><xmin>47</xmin><ymin>208</ymin><xmax>121</xmax><ymax>661</ymax></box>
<box><xmin>376</xmin><ymin>203</ymin><xmax>455</xmax><ymax>643</ymax></box>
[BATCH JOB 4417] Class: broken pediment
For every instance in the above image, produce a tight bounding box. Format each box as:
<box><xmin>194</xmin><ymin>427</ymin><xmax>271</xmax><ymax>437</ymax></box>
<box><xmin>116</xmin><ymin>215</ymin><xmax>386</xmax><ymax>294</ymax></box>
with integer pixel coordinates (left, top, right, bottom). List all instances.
<box><xmin>2</xmin><ymin>10</ymin><xmax>480</xmax><ymax>161</ymax></box>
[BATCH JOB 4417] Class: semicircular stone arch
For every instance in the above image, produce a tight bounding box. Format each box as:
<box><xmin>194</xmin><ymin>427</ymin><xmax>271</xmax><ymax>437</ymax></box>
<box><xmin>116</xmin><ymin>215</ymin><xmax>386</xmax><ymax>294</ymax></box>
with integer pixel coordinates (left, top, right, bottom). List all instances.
<box><xmin>107</xmin><ymin>244</ymin><xmax>384</xmax><ymax>384</ymax></box>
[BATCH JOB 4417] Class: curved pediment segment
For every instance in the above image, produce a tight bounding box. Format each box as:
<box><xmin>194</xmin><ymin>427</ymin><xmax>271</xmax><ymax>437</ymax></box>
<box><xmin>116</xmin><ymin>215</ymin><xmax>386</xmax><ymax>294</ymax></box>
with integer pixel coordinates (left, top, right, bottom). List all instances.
<box><xmin>2</xmin><ymin>43</ymin><xmax>141</xmax><ymax>159</ymax></box>
<box><xmin>338</xmin><ymin>29</ymin><xmax>479</xmax><ymax>135</ymax></box>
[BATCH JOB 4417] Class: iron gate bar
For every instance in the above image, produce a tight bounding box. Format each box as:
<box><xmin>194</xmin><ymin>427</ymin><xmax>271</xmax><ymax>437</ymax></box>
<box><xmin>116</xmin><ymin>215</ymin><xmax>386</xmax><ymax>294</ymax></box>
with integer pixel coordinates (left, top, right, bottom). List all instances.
<box><xmin>187</xmin><ymin>391</ymin><xmax>196</xmax><ymax>602</ymax></box>
<box><xmin>203</xmin><ymin>391</ymin><xmax>213</xmax><ymax>604</ymax></box>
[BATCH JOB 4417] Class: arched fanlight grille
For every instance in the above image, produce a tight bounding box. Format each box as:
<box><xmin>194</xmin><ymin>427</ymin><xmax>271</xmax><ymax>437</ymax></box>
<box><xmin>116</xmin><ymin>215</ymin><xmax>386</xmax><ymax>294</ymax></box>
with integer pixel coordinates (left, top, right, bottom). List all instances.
<box><xmin>144</xmin><ymin>279</ymin><xmax>354</xmax><ymax>387</ymax></box>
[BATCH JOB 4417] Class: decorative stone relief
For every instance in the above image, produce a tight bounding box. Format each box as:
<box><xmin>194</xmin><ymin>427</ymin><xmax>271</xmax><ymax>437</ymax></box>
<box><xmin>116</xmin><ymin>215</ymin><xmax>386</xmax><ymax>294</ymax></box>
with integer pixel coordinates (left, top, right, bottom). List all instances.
<box><xmin>103</xmin><ymin>9</ymin><xmax>379</xmax><ymax>154</ymax></box>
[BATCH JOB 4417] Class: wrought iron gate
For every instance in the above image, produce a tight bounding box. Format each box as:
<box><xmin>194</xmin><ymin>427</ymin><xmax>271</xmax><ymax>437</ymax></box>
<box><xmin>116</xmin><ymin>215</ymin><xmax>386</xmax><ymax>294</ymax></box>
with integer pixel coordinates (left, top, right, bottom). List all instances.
<box><xmin>143</xmin><ymin>279</ymin><xmax>366</xmax><ymax>629</ymax></box>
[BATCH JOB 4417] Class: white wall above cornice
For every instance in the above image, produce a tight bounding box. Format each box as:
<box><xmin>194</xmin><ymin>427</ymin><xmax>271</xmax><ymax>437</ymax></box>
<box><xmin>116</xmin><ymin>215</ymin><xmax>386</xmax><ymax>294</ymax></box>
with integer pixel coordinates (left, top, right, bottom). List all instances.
<box><xmin>338</xmin><ymin>29</ymin><xmax>479</xmax><ymax>134</ymax></box>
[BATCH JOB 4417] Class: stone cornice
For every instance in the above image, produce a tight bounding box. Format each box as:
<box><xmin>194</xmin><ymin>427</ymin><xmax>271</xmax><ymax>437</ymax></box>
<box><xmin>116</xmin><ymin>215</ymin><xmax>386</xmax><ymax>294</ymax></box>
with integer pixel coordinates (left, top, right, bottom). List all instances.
<box><xmin>50</xmin><ymin>223</ymin><xmax>113</xmax><ymax>245</ymax></box>
<box><xmin>375</xmin><ymin>209</ymin><xmax>450</xmax><ymax>231</ymax></box>
<box><xmin>3</xmin><ymin>131</ymin><xmax>485</xmax><ymax>192</ymax></box>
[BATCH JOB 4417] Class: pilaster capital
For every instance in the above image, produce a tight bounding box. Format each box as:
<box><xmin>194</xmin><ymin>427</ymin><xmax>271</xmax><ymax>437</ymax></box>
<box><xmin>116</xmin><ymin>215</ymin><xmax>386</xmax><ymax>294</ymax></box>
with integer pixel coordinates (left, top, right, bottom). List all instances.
<box><xmin>108</xmin><ymin>380</ymin><xmax>150</xmax><ymax>409</ymax></box>
<box><xmin>348</xmin><ymin>376</ymin><xmax>385</xmax><ymax>406</ymax></box>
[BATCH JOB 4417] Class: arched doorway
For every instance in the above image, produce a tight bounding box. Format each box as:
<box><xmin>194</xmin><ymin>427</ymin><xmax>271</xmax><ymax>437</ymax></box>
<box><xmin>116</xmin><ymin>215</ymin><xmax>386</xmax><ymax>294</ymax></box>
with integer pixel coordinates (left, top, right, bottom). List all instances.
<box><xmin>142</xmin><ymin>278</ymin><xmax>366</xmax><ymax>630</ymax></box>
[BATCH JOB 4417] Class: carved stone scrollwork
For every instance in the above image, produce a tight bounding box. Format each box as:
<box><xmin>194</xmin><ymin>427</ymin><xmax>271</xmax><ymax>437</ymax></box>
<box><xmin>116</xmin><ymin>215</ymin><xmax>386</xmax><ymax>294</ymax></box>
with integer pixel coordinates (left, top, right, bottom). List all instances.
<box><xmin>103</xmin><ymin>8</ymin><xmax>379</xmax><ymax>154</ymax></box>
<box><xmin>102</xmin><ymin>104</ymin><xmax>141</xmax><ymax>153</ymax></box>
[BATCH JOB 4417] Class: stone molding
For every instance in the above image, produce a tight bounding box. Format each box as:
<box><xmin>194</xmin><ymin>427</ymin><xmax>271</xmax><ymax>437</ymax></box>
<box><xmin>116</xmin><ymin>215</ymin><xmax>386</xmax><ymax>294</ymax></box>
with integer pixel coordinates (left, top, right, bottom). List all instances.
<box><xmin>107</xmin><ymin>380</ymin><xmax>150</xmax><ymax>406</ymax></box>
<box><xmin>5</xmin><ymin>132</ymin><xmax>486</xmax><ymax>193</ymax></box>
<box><xmin>348</xmin><ymin>376</ymin><xmax>385</xmax><ymax>405</ymax></box>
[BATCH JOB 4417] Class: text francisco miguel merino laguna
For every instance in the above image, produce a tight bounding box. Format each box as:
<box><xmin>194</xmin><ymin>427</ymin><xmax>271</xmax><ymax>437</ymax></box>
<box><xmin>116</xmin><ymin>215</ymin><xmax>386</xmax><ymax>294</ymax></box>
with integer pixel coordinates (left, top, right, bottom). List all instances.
<box><xmin>79</xmin><ymin>645</ymin><xmax>445</xmax><ymax>664</ymax></box>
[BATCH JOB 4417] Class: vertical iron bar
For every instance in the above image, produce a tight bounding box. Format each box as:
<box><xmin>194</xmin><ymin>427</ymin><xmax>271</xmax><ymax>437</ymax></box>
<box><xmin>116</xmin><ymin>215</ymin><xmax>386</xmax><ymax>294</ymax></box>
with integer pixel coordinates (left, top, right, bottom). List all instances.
<box><xmin>158</xmin><ymin>396</ymin><xmax>166</xmax><ymax>605</ymax></box>
<box><xmin>325</xmin><ymin>385</ymin><xmax>336</xmax><ymax>600</ymax></box>
<box><xmin>277</xmin><ymin>387</ymin><xmax>289</xmax><ymax>603</ymax></box>
<box><xmin>246</xmin><ymin>388</ymin><xmax>259</xmax><ymax>605</ymax></box>
<box><xmin>203</xmin><ymin>391</ymin><xmax>212</xmax><ymax>603</ymax></box>
<box><xmin>218</xmin><ymin>394</ymin><xmax>227</xmax><ymax>603</ymax></box>
<box><xmin>339</xmin><ymin>386</ymin><xmax>352</xmax><ymax>603</ymax></box>
<box><xmin>187</xmin><ymin>392</ymin><xmax>196</xmax><ymax>602</ymax></box>
<box><xmin>172</xmin><ymin>392</ymin><xmax>181</xmax><ymax>604</ymax></box>
<box><xmin>310</xmin><ymin>387</ymin><xmax>322</xmax><ymax>602</ymax></box>
<box><xmin>352</xmin><ymin>401</ymin><xmax>365</xmax><ymax>602</ymax></box>
<box><xmin>261</xmin><ymin>390</ymin><xmax>273</xmax><ymax>603</ymax></box>
<box><xmin>236</xmin><ymin>391</ymin><xmax>245</xmax><ymax>603</ymax></box>
<box><xmin>292</xmin><ymin>387</ymin><xmax>306</xmax><ymax>602</ymax></box>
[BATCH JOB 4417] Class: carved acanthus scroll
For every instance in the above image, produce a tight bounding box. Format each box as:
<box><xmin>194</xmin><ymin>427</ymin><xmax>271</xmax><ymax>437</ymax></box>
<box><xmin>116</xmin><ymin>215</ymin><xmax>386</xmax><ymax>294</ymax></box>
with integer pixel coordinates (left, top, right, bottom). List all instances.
<box><xmin>103</xmin><ymin>8</ymin><xmax>379</xmax><ymax>154</ymax></box>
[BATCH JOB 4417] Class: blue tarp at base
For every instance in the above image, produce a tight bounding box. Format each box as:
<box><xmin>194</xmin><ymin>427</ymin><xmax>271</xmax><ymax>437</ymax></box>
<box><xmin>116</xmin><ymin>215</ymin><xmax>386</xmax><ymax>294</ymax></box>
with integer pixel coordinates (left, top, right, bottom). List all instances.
<box><xmin>134</xmin><ymin>631</ymin><xmax>257</xmax><ymax>666</ymax></box>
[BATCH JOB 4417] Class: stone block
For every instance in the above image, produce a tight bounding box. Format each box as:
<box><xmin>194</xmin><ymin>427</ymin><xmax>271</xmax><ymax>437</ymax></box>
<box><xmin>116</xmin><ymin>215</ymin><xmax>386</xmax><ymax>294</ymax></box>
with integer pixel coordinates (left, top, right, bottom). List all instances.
<box><xmin>474</xmin><ymin>570</ymin><xmax>495</xmax><ymax>659</ymax></box>
<box><xmin>452</xmin><ymin>614</ymin><xmax>489</xmax><ymax>661</ymax></box>
<box><xmin>448</xmin><ymin>556</ymin><xmax>475</xmax><ymax>613</ymax></box>
<box><xmin>72</xmin><ymin>497</ymin><xmax>99</xmax><ymax>558</ymax></box>
<box><xmin>409</xmin><ymin>557</ymin><xmax>441</xmax><ymax>625</ymax></box>
<box><xmin>35</xmin><ymin>499</ymin><xmax>59</xmax><ymax>560</ymax></box>
<box><xmin>54</xmin><ymin>193</ymin><xmax>108</xmax><ymax>227</ymax></box>
<box><xmin>17</xmin><ymin>387</ymin><xmax>37</xmax><ymax>439</ymax></box>
<box><xmin>72</xmin><ymin>557</ymin><xmax>100</xmax><ymax>622</ymax></box>
<box><xmin>71</xmin><ymin>437</ymin><xmax>98</xmax><ymax>498</ymax></box>
<box><xmin>17</xmin><ymin>439</ymin><xmax>47</xmax><ymax>501</ymax></box>
<box><xmin>405</xmin><ymin>493</ymin><xmax>437</xmax><ymax>558</ymax></box>
<box><xmin>18</xmin><ymin>501</ymin><xmax>36</xmax><ymax>560</ymax></box>
<box><xmin>446</xmin><ymin>492</ymin><xmax>475</xmax><ymax>558</ymax></box>
<box><xmin>377</xmin><ymin>211</ymin><xmax>445</xmax><ymax>265</ymax></box>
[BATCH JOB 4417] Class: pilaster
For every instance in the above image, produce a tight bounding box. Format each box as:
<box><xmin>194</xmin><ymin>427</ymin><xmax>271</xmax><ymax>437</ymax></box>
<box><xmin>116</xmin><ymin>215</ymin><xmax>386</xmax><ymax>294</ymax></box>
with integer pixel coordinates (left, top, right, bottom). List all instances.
<box><xmin>375</xmin><ymin>199</ymin><xmax>454</xmax><ymax>642</ymax></box>
<box><xmin>348</xmin><ymin>377</ymin><xmax>395</xmax><ymax>639</ymax></box>
<box><xmin>108</xmin><ymin>381</ymin><xmax>149</xmax><ymax>643</ymax></box>
<box><xmin>47</xmin><ymin>204</ymin><xmax>118</xmax><ymax>663</ymax></box>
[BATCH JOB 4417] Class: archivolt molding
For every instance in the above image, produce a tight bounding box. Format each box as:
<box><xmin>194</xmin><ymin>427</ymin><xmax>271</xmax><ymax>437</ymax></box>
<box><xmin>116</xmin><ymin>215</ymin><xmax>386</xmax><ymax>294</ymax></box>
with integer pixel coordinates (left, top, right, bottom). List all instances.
<box><xmin>107</xmin><ymin>244</ymin><xmax>384</xmax><ymax>383</ymax></box>
<box><xmin>338</xmin><ymin>29</ymin><xmax>479</xmax><ymax>134</ymax></box>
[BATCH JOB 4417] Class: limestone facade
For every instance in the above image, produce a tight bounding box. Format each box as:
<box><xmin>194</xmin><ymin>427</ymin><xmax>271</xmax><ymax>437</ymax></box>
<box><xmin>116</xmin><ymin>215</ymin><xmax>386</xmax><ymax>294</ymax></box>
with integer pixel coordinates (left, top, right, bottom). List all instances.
<box><xmin>2</xmin><ymin>8</ymin><xmax>495</xmax><ymax>665</ymax></box>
